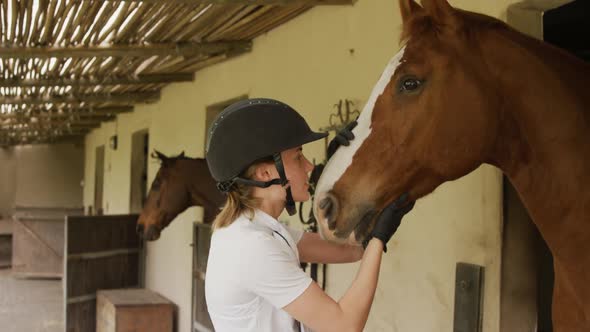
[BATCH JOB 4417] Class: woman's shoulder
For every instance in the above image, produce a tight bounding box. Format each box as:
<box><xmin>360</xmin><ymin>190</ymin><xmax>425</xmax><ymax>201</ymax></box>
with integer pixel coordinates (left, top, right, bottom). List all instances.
<box><xmin>212</xmin><ymin>216</ymin><xmax>277</xmax><ymax>249</ymax></box>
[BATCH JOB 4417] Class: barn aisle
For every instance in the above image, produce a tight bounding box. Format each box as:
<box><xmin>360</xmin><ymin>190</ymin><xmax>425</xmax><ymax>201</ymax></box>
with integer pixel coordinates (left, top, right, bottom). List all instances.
<box><xmin>0</xmin><ymin>269</ymin><xmax>63</xmax><ymax>332</ymax></box>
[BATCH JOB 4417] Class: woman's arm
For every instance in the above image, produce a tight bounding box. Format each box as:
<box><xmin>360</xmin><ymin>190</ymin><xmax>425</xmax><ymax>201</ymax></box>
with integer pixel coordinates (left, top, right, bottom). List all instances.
<box><xmin>284</xmin><ymin>239</ymin><xmax>384</xmax><ymax>332</ymax></box>
<box><xmin>286</xmin><ymin>195</ymin><xmax>415</xmax><ymax>332</ymax></box>
<box><xmin>298</xmin><ymin>232</ymin><xmax>363</xmax><ymax>264</ymax></box>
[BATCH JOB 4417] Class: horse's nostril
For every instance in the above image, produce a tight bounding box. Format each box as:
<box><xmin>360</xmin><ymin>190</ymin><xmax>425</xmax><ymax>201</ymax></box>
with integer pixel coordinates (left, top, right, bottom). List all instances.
<box><xmin>136</xmin><ymin>224</ymin><xmax>144</xmax><ymax>236</ymax></box>
<box><xmin>319</xmin><ymin>195</ymin><xmax>339</xmax><ymax>230</ymax></box>
<box><xmin>145</xmin><ymin>225</ymin><xmax>160</xmax><ymax>241</ymax></box>
<box><xmin>319</xmin><ymin>197</ymin><xmax>333</xmax><ymax>213</ymax></box>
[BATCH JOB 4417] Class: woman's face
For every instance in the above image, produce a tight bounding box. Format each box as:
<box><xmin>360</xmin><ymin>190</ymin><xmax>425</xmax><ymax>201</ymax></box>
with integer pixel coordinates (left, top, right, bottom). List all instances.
<box><xmin>282</xmin><ymin>146</ymin><xmax>314</xmax><ymax>202</ymax></box>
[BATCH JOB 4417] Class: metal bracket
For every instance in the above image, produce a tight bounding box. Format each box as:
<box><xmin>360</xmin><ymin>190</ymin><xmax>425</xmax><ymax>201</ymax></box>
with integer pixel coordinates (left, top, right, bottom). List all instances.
<box><xmin>453</xmin><ymin>262</ymin><xmax>485</xmax><ymax>332</ymax></box>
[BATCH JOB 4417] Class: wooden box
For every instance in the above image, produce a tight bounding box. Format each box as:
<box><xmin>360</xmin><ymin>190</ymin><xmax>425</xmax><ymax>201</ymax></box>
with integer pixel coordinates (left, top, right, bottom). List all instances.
<box><xmin>96</xmin><ymin>289</ymin><xmax>174</xmax><ymax>332</ymax></box>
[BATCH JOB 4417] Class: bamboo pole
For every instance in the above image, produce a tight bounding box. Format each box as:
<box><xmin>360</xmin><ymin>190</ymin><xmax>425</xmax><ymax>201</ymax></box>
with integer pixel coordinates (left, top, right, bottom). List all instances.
<box><xmin>39</xmin><ymin>0</ymin><xmax>57</xmax><ymax>45</ymax></box>
<box><xmin>95</xmin><ymin>1</ymin><xmax>131</xmax><ymax>44</ymax></box>
<box><xmin>158</xmin><ymin>4</ymin><xmax>207</xmax><ymax>42</ymax></box>
<box><xmin>76</xmin><ymin>0</ymin><xmax>103</xmax><ymax>45</ymax></box>
<box><xmin>10</xmin><ymin>0</ymin><xmax>18</xmax><ymax>44</ymax></box>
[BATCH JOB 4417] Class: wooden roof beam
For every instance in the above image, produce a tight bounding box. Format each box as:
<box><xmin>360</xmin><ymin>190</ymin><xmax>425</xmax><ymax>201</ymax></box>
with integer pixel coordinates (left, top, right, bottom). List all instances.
<box><xmin>1</xmin><ymin>134</ymin><xmax>93</xmax><ymax>142</ymax></box>
<box><xmin>0</xmin><ymin>127</ymin><xmax>90</xmax><ymax>132</ymax></box>
<box><xmin>2</xmin><ymin>123</ymin><xmax>99</xmax><ymax>130</ymax></box>
<box><xmin>1</xmin><ymin>118</ymin><xmax>109</xmax><ymax>126</ymax></box>
<box><xmin>0</xmin><ymin>113</ymin><xmax>117</xmax><ymax>120</ymax></box>
<box><xmin>0</xmin><ymin>135</ymin><xmax>86</xmax><ymax>147</ymax></box>
<box><xmin>0</xmin><ymin>131</ymin><xmax>91</xmax><ymax>139</ymax></box>
<box><xmin>0</xmin><ymin>41</ymin><xmax>252</xmax><ymax>59</ymax></box>
<box><xmin>0</xmin><ymin>106</ymin><xmax>133</xmax><ymax>119</ymax></box>
<box><xmin>29</xmin><ymin>106</ymin><xmax>134</xmax><ymax>114</ymax></box>
<box><xmin>115</xmin><ymin>0</ymin><xmax>355</xmax><ymax>4</ymax></box>
<box><xmin>0</xmin><ymin>73</ymin><xmax>194</xmax><ymax>88</ymax></box>
<box><xmin>0</xmin><ymin>92</ymin><xmax>160</xmax><ymax>105</ymax></box>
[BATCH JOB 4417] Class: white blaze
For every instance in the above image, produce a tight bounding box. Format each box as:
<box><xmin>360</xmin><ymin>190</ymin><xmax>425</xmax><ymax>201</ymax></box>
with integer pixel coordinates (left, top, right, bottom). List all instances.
<box><xmin>314</xmin><ymin>46</ymin><xmax>407</xmax><ymax>220</ymax></box>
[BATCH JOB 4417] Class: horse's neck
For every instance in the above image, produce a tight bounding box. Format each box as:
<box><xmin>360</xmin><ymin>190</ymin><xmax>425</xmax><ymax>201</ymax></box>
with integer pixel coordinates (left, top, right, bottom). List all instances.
<box><xmin>186</xmin><ymin>161</ymin><xmax>224</xmax><ymax>223</ymax></box>
<box><xmin>487</xmin><ymin>28</ymin><xmax>590</xmax><ymax>263</ymax></box>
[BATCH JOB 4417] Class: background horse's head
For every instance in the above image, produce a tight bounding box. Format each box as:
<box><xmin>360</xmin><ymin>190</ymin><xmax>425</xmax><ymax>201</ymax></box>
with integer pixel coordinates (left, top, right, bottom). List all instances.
<box><xmin>314</xmin><ymin>0</ymin><xmax>507</xmax><ymax>244</ymax></box>
<box><xmin>137</xmin><ymin>150</ymin><xmax>224</xmax><ymax>241</ymax></box>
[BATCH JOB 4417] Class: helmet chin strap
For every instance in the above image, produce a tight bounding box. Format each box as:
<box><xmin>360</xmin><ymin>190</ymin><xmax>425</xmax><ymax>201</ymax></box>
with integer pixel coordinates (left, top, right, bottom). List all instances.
<box><xmin>272</xmin><ymin>153</ymin><xmax>296</xmax><ymax>216</ymax></box>
<box><xmin>219</xmin><ymin>153</ymin><xmax>296</xmax><ymax>216</ymax></box>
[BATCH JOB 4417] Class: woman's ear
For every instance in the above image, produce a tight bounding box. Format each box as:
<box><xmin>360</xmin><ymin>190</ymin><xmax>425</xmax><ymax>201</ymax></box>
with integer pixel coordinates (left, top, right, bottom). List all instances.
<box><xmin>252</xmin><ymin>162</ymin><xmax>276</xmax><ymax>181</ymax></box>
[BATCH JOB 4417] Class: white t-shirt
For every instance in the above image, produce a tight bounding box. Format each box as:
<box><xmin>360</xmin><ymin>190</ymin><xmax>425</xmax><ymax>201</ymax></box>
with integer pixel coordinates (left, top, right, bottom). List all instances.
<box><xmin>205</xmin><ymin>209</ymin><xmax>313</xmax><ymax>332</ymax></box>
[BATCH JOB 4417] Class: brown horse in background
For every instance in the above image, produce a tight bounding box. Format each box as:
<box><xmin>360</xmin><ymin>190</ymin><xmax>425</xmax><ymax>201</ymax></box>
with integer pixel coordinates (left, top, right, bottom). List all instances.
<box><xmin>314</xmin><ymin>0</ymin><xmax>590</xmax><ymax>330</ymax></box>
<box><xmin>136</xmin><ymin>151</ymin><xmax>225</xmax><ymax>241</ymax></box>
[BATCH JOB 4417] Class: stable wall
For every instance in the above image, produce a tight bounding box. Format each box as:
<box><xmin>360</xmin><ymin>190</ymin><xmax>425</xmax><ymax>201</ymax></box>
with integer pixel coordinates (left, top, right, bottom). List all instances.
<box><xmin>0</xmin><ymin>149</ymin><xmax>17</xmax><ymax>218</ymax></box>
<box><xmin>83</xmin><ymin>1</ymin><xmax>522</xmax><ymax>331</ymax></box>
<box><xmin>15</xmin><ymin>143</ymin><xmax>84</xmax><ymax>208</ymax></box>
<box><xmin>1</xmin><ymin>143</ymin><xmax>83</xmax><ymax>216</ymax></box>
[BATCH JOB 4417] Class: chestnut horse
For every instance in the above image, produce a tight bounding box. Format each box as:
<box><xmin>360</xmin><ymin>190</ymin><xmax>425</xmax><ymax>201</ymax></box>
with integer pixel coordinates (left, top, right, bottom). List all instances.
<box><xmin>314</xmin><ymin>0</ymin><xmax>590</xmax><ymax>330</ymax></box>
<box><xmin>136</xmin><ymin>151</ymin><xmax>225</xmax><ymax>241</ymax></box>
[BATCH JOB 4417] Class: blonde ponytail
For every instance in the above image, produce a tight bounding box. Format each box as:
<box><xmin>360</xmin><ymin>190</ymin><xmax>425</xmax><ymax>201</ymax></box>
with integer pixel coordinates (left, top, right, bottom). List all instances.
<box><xmin>212</xmin><ymin>158</ymin><xmax>272</xmax><ymax>230</ymax></box>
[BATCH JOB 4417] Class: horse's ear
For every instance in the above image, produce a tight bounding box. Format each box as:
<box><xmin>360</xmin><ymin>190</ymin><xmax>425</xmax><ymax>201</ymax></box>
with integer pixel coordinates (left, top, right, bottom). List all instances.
<box><xmin>399</xmin><ymin>0</ymin><xmax>423</xmax><ymax>24</ymax></box>
<box><xmin>420</xmin><ymin>0</ymin><xmax>458</xmax><ymax>28</ymax></box>
<box><xmin>154</xmin><ymin>150</ymin><xmax>168</xmax><ymax>162</ymax></box>
<box><xmin>179</xmin><ymin>151</ymin><xmax>185</xmax><ymax>158</ymax></box>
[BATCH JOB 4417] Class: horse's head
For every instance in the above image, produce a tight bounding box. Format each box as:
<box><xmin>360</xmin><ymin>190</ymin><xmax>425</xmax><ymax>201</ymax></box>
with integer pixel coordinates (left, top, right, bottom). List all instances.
<box><xmin>314</xmin><ymin>0</ymin><xmax>506</xmax><ymax>244</ymax></box>
<box><xmin>137</xmin><ymin>150</ymin><xmax>194</xmax><ymax>241</ymax></box>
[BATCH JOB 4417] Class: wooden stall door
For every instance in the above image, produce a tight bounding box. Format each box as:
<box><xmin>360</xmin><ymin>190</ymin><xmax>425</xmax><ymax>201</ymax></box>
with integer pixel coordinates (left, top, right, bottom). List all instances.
<box><xmin>94</xmin><ymin>146</ymin><xmax>105</xmax><ymax>215</ymax></box>
<box><xmin>193</xmin><ymin>223</ymin><xmax>214</xmax><ymax>332</ymax></box>
<box><xmin>11</xmin><ymin>207</ymin><xmax>83</xmax><ymax>279</ymax></box>
<box><xmin>129</xmin><ymin>130</ymin><xmax>149</xmax><ymax>214</ymax></box>
<box><xmin>12</xmin><ymin>216</ymin><xmax>63</xmax><ymax>278</ymax></box>
<box><xmin>65</xmin><ymin>214</ymin><xmax>142</xmax><ymax>332</ymax></box>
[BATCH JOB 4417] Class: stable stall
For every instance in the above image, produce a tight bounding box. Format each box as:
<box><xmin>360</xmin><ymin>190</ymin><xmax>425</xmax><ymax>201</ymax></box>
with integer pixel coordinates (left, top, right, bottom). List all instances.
<box><xmin>11</xmin><ymin>206</ymin><xmax>83</xmax><ymax>279</ymax></box>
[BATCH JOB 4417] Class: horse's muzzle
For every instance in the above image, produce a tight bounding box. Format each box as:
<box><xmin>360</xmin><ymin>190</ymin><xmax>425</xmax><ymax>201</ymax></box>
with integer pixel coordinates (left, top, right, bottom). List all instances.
<box><xmin>144</xmin><ymin>224</ymin><xmax>161</xmax><ymax>241</ymax></box>
<box><xmin>136</xmin><ymin>222</ymin><xmax>161</xmax><ymax>241</ymax></box>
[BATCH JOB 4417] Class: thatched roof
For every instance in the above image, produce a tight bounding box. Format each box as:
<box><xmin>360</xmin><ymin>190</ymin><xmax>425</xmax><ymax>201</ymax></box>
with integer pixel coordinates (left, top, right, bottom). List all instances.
<box><xmin>0</xmin><ymin>0</ymin><xmax>354</xmax><ymax>146</ymax></box>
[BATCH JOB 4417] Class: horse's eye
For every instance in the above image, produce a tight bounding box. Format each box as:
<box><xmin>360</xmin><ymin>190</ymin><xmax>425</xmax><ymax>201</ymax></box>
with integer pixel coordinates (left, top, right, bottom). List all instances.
<box><xmin>398</xmin><ymin>77</ymin><xmax>423</xmax><ymax>93</ymax></box>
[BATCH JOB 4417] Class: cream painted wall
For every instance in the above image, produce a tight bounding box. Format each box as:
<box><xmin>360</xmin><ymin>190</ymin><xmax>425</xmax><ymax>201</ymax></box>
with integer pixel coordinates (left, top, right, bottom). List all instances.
<box><xmin>84</xmin><ymin>107</ymin><xmax>151</xmax><ymax>214</ymax></box>
<box><xmin>15</xmin><ymin>143</ymin><xmax>84</xmax><ymax>208</ymax></box>
<box><xmin>83</xmin><ymin>1</ymin><xmax>522</xmax><ymax>331</ymax></box>
<box><xmin>0</xmin><ymin>148</ymin><xmax>17</xmax><ymax>217</ymax></box>
<box><xmin>1</xmin><ymin>143</ymin><xmax>83</xmax><ymax>214</ymax></box>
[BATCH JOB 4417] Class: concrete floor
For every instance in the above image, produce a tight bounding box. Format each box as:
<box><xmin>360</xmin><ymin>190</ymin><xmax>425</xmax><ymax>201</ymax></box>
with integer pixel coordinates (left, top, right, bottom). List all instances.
<box><xmin>0</xmin><ymin>268</ymin><xmax>63</xmax><ymax>332</ymax></box>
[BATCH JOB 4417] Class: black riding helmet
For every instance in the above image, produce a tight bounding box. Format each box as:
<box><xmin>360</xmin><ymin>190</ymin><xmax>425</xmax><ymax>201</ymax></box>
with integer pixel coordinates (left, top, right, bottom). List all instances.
<box><xmin>206</xmin><ymin>98</ymin><xmax>327</xmax><ymax>215</ymax></box>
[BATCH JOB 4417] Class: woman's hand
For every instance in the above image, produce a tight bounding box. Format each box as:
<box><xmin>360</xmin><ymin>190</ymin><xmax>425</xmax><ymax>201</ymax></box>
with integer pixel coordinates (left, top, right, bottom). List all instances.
<box><xmin>363</xmin><ymin>193</ymin><xmax>415</xmax><ymax>252</ymax></box>
<box><xmin>327</xmin><ymin>120</ymin><xmax>357</xmax><ymax>159</ymax></box>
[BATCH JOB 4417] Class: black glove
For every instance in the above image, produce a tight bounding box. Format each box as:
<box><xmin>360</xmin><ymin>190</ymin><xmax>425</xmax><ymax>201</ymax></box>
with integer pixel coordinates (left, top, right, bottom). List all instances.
<box><xmin>363</xmin><ymin>193</ymin><xmax>415</xmax><ymax>252</ymax></box>
<box><xmin>326</xmin><ymin>120</ymin><xmax>358</xmax><ymax>159</ymax></box>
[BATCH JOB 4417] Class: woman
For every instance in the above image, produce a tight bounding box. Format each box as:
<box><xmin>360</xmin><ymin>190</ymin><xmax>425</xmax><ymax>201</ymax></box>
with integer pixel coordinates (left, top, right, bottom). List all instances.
<box><xmin>205</xmin><ymin>98</ymin><xmax>414</xmax><ymax>332</ymax></box>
